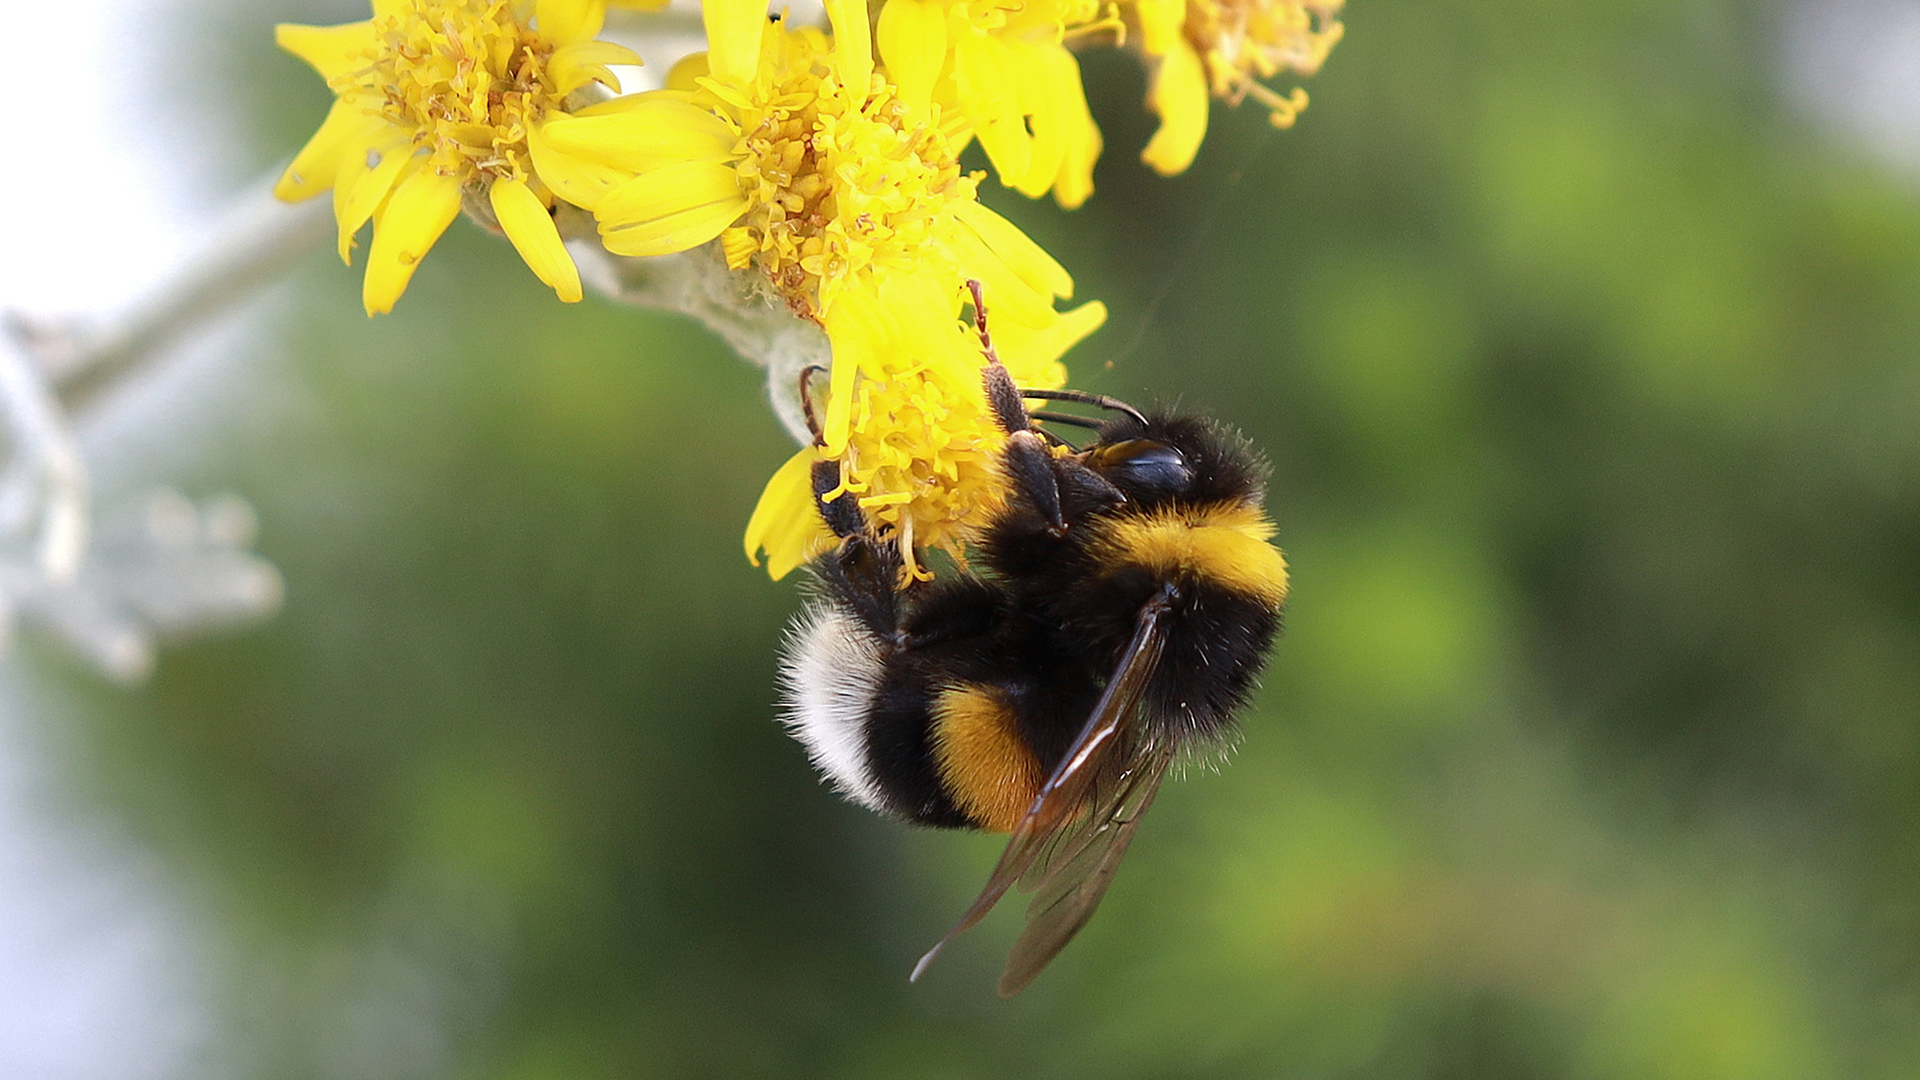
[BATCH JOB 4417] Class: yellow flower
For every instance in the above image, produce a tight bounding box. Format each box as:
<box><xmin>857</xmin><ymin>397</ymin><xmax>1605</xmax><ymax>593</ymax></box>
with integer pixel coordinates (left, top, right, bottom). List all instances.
<box><xmin>1135</xmin><ymin>0</ymin><xmax>1345</xmax><ymax>175</ymax></box>
<box><xmin>745</xmin><ymin>282</ymin><xmax>1108</xmax><ymax>581</ymax></box>
<box><xmin>275</xmin><ymin>0</ymin><xmax>644</xmax><ymax>314</ymax></box>
<box><xmin>556</xmin><ymin>1</ymin><xmax>1076</xmax><ymax>334</ymax></box>
<box><xmin>552</xmin><ymin>0</ymin><xmax>1108</xmax><ymax>578</ymax></box>
<box><xmin>874</xmin><ymin>0</ymin><xmax>1109</xmax><ymax>209</ymax></box>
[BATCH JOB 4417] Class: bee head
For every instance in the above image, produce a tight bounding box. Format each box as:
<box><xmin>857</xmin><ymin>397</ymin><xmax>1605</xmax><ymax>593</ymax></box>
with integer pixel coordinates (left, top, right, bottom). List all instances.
<box><xmin>1083</xmin><ymin>412</ymin><xmax>1270</xmax><ymax>509</ymax></box>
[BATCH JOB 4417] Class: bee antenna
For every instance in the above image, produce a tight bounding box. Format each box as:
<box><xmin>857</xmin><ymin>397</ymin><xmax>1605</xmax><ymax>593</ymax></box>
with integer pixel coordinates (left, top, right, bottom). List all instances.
<box><xmin>1026</xmin><ymin>416</ymin><xmax>1083</xmax><ymax>452</ymax></box>
<box><xmin>1018</xmin><ymin>388</ymin><xmax>1149</xmax><ymax>428</ymax></box>
<box><xmin>798</xmin><ymin>364</ymin><xmax>828</xmax><ymax>445</ymax></box>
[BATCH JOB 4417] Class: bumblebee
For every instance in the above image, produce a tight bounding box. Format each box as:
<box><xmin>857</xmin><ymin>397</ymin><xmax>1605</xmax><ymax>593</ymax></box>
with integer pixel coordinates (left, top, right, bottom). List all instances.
<box><xmin>779</xmin><ymin>285</ymin><xmax>1288</xmax><ymax>996</ymax></box>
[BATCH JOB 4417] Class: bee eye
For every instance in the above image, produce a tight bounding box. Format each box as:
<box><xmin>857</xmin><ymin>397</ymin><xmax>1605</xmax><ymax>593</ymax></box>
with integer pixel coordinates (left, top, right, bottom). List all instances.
<box><xmin>1090</xmin><ymin>440</ymin><xmax>1193</xmax><ymax>492</ymax></box>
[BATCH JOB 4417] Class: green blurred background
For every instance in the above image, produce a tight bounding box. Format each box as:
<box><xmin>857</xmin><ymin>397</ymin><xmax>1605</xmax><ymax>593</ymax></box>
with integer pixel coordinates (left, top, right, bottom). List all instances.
<box><xmin>23</xmin><ymin>0</ymin><xmax>1920</xmax><ymax>1075</ymax></box>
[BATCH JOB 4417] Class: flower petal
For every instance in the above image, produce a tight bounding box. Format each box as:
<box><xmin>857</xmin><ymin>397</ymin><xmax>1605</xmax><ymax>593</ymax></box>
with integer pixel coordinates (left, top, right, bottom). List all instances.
<box><xmin>820</xmin><ymin>293</ymin><xmax>899</xmax><ymax>452</ymax></box>
<box><xmin>1044</xmin><ymin>46</ymin><xmax>1101</xmax><ymax>210</ymax></box>
<box><xmin>1135</xmin><ymin>0</ymin><xmax>1187</xmax><ymax>55</ymax></box>
<box><xmin>547</xmin><ymin>39</ymin><xmax>643</xmax><ymax>96</ymax></box>
<box><xmin>596</xmin><ymin>159</ymin><xmax>744</xmax><ymax>226</ymax></box>
<box><xmin>571</xmin><ymin>87</ymin><xmax>695</xmax><ymax>115</ymax></box>
<box><xmin>275</xmin><ymin>21</ymin><xmax>378</xmax><ymax>83</ymax></box>
<box><xmin>528</xmin><ymin>119</ymin><xmax>632</xmax><ymax>212</ymax></box>
<box><xmin>362</xmin><ymin>169</ymin><xmax>462</xmax><ymax>315</ymax></box>
<box><xmin>952</xmin><ymin>36</ymin><xmax>1030</xmax><ymax>188</ymax></box>
<box><xmin>823</xmin><ymin>0</ymin><xmax>874</xmax><ymax>95</ymax></box>
<box><xmin>596</xmin><ymin>161</ymin><xmax>748</xmax><ymax>257</ymax></box>
<box><xmin>1009</xmin><ymin>44</ymin><xmax>1067</xmax><ymax>201</ymax></box>
<box><xmin>995</xmin><ymin>300</ymin><xmax>1107</xmax><ymax>379</ymax></box>
<box><xmin>275</xmin><ymin>97</ymin><xmax>390</xmax><ymax>202</ymax></box>
<box><xmin>539</xmin><ymin>99</ymin><xmax>737</xmax><ymax>172</ymax></box>
<box><xmin>939</xmin><ymin>226</ymin><xmax>1057</xmax><ymax>329</ymax></box>
<box><xmin>491</xmin><ymin>177</ymin><xmax>584</xmax><ymax>302</ymax></box>
<box><xmin>876</xmin><ymin>0</ymin><xmax>947</xmax><ymax>113</ymax></box>
<box><xmin>952</xmin><ymin>200</ymin><xmax>1073</xmax><ymax>300</ymax></box>
<box><xmin>332</xmin><ymin>138</ymin><xmax>415</xmax><ymax>263</ymax></box>
<box><xmin>1142</xmin><ymin>43</ymin><xmax>1209</xmax><ymax>176</ymax></box>
<box><xmin>703</xmin><ymin>0</ymin><xmax>767</xmax><ymax>87</ymax></box>
<box><xmin>744</xmin><ymin>446</ymin><xmax>833</xmax><ymax>579</ymax></box>
<box><xmin>535</xmin><ymin>0</ymin><xmax>605</xmax><ymax>46</ymax></box>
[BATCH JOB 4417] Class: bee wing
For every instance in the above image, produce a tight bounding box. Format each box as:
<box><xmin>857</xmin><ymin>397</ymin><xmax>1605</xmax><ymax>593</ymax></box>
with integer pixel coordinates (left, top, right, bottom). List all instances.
<box><xmin>995</xmin><ymin>739</ymin><xmax>1176</xmax><ymax>996</ymax></box>
<box><xmin>909</xmin><ymin>583</ymin><xmax>1180</xmax><ymax>989</ymax></box>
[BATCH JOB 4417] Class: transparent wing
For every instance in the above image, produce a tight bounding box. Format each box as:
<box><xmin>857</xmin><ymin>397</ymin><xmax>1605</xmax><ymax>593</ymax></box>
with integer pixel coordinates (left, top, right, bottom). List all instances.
<box><xmin>995</xmin><ymin>738</ymin><xmax>1176</xmax><ymax>996</ymax></box>
<box><xmin>910</xmin><ymin>583</ymin><xmax>1179</xmax><ymax>990</ymax></box>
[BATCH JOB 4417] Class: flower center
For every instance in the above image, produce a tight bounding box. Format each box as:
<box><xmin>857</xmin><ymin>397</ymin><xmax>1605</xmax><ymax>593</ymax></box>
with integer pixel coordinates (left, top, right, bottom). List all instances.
<box><xmin>358</xmin><ymin>0</ymin><xmax>556</xmax><ymax>183</ymax></box>
<box><xmin>833</xmin><ymin>358</ymin><xmax>1009</xmax><ymax>580</ymax></box>
<box><xmin>719</xmin><ymin>47</ymin><xmax>977</xmax><ymax>317</ymax></box>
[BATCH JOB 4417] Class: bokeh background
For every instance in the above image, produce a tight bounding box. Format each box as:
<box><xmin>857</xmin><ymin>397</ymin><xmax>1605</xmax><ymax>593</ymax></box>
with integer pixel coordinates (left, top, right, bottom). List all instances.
<box><xmin>6</xmin><ymin>0</ymin><xmax>1920</xmax><ymax>1076</ymax></box>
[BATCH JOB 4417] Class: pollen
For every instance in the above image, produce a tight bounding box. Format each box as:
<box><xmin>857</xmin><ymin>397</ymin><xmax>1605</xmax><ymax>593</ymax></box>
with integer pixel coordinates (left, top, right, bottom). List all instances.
<box><xmin>721</xmin><ymin>55</ymin><xmax>979</xmax><ymax>319</ymax></box>
<box><xmin>360</xmin><ymin>0</ymin><xmax>556</xmax><ymax>185</ymax></box>
<box><xmin>835</xmin><ymin>351</ymin><xmax>1013</xmax><ymax>580</ymax></box>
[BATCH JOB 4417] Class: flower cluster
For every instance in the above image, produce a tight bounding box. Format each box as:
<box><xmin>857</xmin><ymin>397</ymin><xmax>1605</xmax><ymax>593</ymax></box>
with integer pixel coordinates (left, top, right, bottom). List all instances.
<box><xmin>274</xmin><ymin>0</ymin><xmax>1341</xmax><ymax>578</ymax></box>
<box><xmin>276</xmin><ymin>0</ymin><xmax>652</xmax><ymax>313</ymax></box>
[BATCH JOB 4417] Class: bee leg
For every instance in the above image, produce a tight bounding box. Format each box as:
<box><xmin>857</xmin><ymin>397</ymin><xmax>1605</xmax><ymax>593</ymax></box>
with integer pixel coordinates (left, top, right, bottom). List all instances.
<box><xmin>809</xmin><ymin>458</ymin><xmax>905</xmax><ymax>643</ymax></box>
<box><xmin>968</xmin><ymin>281</ymin><xmax>1067</xmax><ymax>536</ymax></box>
<box><xmin>798</xmin><ymin>365</ymin><xmax>829</xmax><ymax>445</ymax></box>
<box><xmin>1003</xmin><ymin>431</ymin><xmax>1066</xmax><ymax>537</ymax></box>
<box><xmin>811</xmin><ymin>459</ymin><xmax>865</xmax><ymax>541</ymax></box>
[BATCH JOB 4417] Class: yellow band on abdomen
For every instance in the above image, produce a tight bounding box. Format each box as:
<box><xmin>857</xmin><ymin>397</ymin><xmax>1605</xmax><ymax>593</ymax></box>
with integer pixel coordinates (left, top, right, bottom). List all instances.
<box><xmin>931</xmin><ymin>683</ymin><xmax>1042</xmax><ymax>833</ymax></box>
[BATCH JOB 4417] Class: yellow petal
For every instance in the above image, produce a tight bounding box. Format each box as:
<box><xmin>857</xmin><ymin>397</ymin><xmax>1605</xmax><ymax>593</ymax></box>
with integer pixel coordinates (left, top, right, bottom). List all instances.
<box><xmin>665</xmin><ymin>52</ymin><xmax>711</xmax><ymax>92</ymax></box>
<box><xmin>332</xmin><ymin>139</ymin><xmax>415</xmax><ymax>263</ymax></box>
<box><xmin>535</xmin><ymin>0</ymin><xmax>606</xmax><ymax>46</ymax></box>
<box><xmin>275</xmin><ymin>97</ymin><xmax>389</xmax><ymax>202</ymax></box>
<box><xmin>547</xmin><ymin>39</ymin><xmax>643</xmax><ymax>96</ymax></box>
<box><xmin>362</xmin><ymin>169</ymin><xmax>462</xmax><ymax>316</ymax></box>
<box><xmin>876</xmin><ymin>0</ymin><xmax>946</xmax><ymax>113</ymax></box>
<box><xmin>820</xmin><ymin>295</ymin><xmax>897</xmax><ymax>453</ymax></box>
<box><xmin>1010</xmin><ymin>45</ymin><xmax>1066</xmax><ymax>201</ymax></box>
<box><xmin>995</xmin><ymin>300</ymin><xmax>1107</xmax><ymax>379</ymax></box>
<box><xmin>952</xmin><ymin>200</ymin><xmax>1073</xmax><ymax>300</ymax></box>
<box><xmin>599</xmin><ymin>202</ymin><xmax>750</xmax><ymax>257</ymax></box>
<box><xmin>571</xmin><ymin>88</ymin><xmax>695</xmax><ymax>116</ymax></box>
<box><xmin>876</xmin><ymin>269</ymin><xmax>962</xmax><ymax>352</ymax></box>
<box><xmin>1142</xmin><ymin>43</ymin><xmax>1209</xmax><ymax>176</ymax></box>
<box><xmin>703</xmin><ymin>0</ymin><xmax>767</xmax><ymax>87</ymax></box>
<box><xmin>1135</xmin><ymin>0</ymin><xmax>1187</xmax><ymax>55</ymax></box>
<box><xmin>953</xmin><ymin>36</ymin><xmax>1030</xmax><ymax>188</ymax></box>
<box><xmin>274</xmin><ymin>21</ymin><xmax>378</xmax><ymax>83</ymax></box>
<box><xmin>939</xmin><ymin>226</ymin><xmax>1055</xmax><ymax>329</ymax></box>
<box><xmin>744</xmin><ymin>446</ymin><xmax>833</xmax><ymax>579</ymax></box>
<box><xmin>823</xmin><ymin>0</ymin><xmax>874</xmax><ymax>95</ymax></box>
<box><xmin>596</xmin><ymin>159</ymin><xmax>745</xmax><ymax>230</ymax></box>
<box><xmin>539</xmin><ymin>100</ymin><xmax>737</xmax><ymax>172</ymax></box>
<box><xmin>491</xmin><ymin>178</ymin><xmax>584</xmax><ymax>303</ymax></box>
<box><xmin>527</xmin><ymin>119</ymin><xmax>631</xmax><ymax>212</ymax></box>
<box><xmin>1044</xmin><ymin>46</ymin><xmax>1101</xmax><ymax>210</ymax></box>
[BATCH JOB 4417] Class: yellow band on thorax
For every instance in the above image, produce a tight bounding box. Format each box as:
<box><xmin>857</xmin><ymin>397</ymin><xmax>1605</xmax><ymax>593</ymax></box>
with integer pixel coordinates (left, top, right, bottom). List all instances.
<box><xmin>1094</xmin><ymin>502</ymin><xmax>1289</xmax><ymax>608</ymax></box>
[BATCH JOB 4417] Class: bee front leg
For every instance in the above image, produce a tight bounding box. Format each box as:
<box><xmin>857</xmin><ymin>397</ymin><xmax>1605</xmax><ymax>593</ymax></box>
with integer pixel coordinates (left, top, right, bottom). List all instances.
<box><xmin>809</xmin><ymin>459</ymin><xmax>904</xmax><ymax>644</ymax></box>
<box><xmin>969</xmin><ymin>282</ymin><xmax>1067</xmax><ymax>536</ymax></box>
